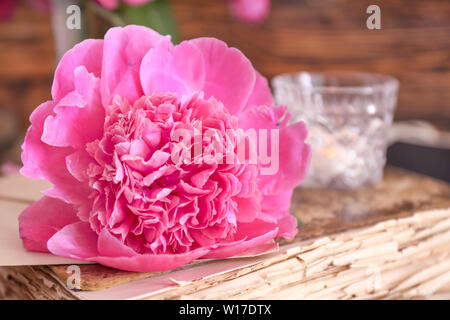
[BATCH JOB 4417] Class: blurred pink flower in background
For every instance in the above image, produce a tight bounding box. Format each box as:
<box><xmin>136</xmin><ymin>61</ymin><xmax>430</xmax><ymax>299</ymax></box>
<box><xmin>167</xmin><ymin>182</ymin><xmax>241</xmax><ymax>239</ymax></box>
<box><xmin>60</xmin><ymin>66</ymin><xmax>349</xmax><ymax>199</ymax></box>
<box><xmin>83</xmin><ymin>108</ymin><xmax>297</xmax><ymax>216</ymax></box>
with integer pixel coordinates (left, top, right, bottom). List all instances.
<box><xmin>0</xmin><ymin>0</ymin><xmax>48</xmax><ymax>21</ymax></box>
<box><xmin>19</xmin><ymin>25</ymin><xmax>310</xmax><ymax>272</ymax></box>
<box><xmin>1</xmin><ymin>0</ymin><xmax>271</xmax><ymax>24</ymax></box>
<box><xmin>228</xmin><ymin>0</ymin><xmax>270</xmax><ymax>24</ymax></box>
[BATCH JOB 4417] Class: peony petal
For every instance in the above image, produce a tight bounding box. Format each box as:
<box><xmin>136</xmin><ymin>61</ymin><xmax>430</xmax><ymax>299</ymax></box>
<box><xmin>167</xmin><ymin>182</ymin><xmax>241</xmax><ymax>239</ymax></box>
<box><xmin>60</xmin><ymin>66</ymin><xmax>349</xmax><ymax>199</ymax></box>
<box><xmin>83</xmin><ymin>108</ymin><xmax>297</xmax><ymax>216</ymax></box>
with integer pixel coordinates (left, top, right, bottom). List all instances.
<box><xmin>259</xmin><ymin>189</ymin><xmax>293</xmax><ymax>222</ymax></box>
<box><xmin>47</xmin><ymin>221</ymin><xmax>100</xmax><ymax>260</ymax></box>
<box><xmin>101</xmin><ymin>25</ymin><xmax>167</xmax><ymax>106</ymax></box>
<box><xmin>234</xmin><ymin>196</ymin><xmax>260</xmax><ymax>223</ymax></box>
<box><xmin>190</xmin><ymin>37</ymin><xmax>255</xmax><ymax>115</ymax></box>
<box><xmin>276</xmin><ymin>214</ymin><xmax>298</xmax><ymax>239</ymax></box>
<box><xmin>238</xmin><ymin>104</ymin><xmax>286</xmax><ymax>130</ymax></box>
<box><xmin>258</xmin><ymin>190</ymin><xmax>298</xmax><ymax>239</ymax></box>
<box><xmin>258</xmin><ymin>121</ymin><xmax>311</xmax><ymax>195</ymax></box>
<box><xmin>65</xmin><ymin>149</ymin><xmax>94</xmax><ymax>182</ymax></box>
<box><xmin>201</xmin><ymin>219</ymin><xmax>278</xmax><ymax>259</ymax></box>
<box><xmin>52</xmin><ymin>39</ymin><xmax>103</xmax><ymax>103</ymax></box>
<box><xmin>19</xmin><ymin>196</ymin><xmax>80</xmax><ymax>253</ymax></box>
<box><xmin>21</xmin><ymin>101</ymin><xmax>57</xmax><ymax>180</ymax></box>
<box><xmin>90</xmin><ymin>247</ymin><xmax>209</xmax><ymax>272</ymax></box>
<box><xmin>20</xmin><ymin>101</ymin><xmax>91</xmax><ymax>204</ymax></box>
<box><xmin>97</xmin><ymin>229</ymin><xmax>136</xmax><ymax>257</ymax></box>
<box><xmin>190</xmin><ymin>168</ymin><xmax>214</xmax><ymax>188</ymax></box>
<box><xmin>48</xmin><ymin>223</ymin><xmax>210</xmax><ymax>272</ymax></box>
<box><xmin>43</xmin><ymin>66</ymin><xmax>104</xmax><ymax>148</ymax></box>
<box><xmin>140</xmin><ymin>40</ymin><xmax>205</xmax><ymax>96</ymax></box>
<box><xmin>243</xmin><ymin>71</ymin><xmax>274</xmax><ymax>110</ymax></box>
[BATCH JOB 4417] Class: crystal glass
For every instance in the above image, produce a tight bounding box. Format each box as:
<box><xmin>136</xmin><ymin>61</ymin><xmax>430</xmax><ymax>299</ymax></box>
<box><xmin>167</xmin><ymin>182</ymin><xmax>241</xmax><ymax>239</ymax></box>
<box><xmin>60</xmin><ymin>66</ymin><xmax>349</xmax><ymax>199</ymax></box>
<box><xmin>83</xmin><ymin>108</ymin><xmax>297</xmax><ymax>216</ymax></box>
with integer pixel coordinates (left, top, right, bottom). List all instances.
<box><xmin>272</xmin><ymin>71</ymin><xmax>399</xmax><ymax>189</ymax></box>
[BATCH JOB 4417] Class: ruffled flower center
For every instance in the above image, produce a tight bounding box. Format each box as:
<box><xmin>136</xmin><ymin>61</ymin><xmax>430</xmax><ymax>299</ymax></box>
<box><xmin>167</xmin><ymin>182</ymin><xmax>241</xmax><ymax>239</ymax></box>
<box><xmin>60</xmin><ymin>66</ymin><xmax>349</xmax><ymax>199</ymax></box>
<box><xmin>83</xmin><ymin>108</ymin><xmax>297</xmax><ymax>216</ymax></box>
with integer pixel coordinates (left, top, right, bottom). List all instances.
<box><xmin>85</xmin><ymin>93</ymin><xmax>260</xmax><ymax>254</ymax></box>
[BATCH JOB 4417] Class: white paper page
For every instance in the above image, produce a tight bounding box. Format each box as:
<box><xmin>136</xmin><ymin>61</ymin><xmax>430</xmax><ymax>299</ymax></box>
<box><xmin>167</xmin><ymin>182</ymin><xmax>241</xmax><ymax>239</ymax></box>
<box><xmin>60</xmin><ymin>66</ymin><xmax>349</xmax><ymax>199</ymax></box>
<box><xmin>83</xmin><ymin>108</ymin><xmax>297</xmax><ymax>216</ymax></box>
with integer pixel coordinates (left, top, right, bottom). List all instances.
<box><xmin>0</xmin><ymin>200</ymin><xmax>91</xmax><ymax>266</ymax></box>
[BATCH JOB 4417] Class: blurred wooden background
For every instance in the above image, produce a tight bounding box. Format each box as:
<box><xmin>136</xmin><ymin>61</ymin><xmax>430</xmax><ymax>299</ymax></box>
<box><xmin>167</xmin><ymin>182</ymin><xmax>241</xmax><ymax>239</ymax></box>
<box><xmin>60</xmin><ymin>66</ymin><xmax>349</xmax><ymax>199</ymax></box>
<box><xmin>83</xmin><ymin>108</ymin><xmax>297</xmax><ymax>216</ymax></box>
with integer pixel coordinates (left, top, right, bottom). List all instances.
<box><xmin>0</xmin><ymin>0</ymin><xmax>449</xmax><ymax>134</ymax></box>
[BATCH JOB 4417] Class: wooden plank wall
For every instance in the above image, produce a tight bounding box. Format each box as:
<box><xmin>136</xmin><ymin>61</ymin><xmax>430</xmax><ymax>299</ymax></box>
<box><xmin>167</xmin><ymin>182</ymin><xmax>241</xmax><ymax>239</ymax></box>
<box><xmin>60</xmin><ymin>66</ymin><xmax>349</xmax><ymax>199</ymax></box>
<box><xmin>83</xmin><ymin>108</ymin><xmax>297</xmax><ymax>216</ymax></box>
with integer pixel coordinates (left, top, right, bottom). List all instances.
<box><xmin>0</xmin><ymin>0</ymin><xmax>449</xmax><ymax>133</ymax></box>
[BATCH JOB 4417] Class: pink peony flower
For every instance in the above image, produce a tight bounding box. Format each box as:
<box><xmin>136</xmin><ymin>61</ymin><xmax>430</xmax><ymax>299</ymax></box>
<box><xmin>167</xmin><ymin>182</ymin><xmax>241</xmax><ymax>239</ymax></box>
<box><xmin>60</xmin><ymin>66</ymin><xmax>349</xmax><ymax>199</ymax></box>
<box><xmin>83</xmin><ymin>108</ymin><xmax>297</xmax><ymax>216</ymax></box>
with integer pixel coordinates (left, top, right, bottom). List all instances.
<box><xmin>227</xmin><ymin>0</ymin><xmax>270</xmax><ymax>24</ymax></box>
<box><xmin>96</xmin><ymin>0</ymin><xmax>154</xmax><ymax>11</ymax></box>
<box><xmin>19</xmin><ymin>25</ymin><xmax>310</xmax><ymax>272</ymax></box>
<box><xmin>0</xmin><ymin>0</ymin><xmax>153</xmax><ymax>21</ymax></box>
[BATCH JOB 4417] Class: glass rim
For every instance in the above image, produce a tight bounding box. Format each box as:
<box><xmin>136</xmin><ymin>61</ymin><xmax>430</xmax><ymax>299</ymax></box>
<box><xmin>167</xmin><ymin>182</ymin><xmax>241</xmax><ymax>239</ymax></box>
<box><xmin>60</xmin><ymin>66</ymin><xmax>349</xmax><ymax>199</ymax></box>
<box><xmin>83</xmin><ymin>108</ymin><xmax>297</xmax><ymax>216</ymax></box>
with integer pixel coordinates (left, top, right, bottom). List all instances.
<box><xmin>272</xmin><ymin>71</ymin><xmax>399</xmax><ymax>95</ymax></box>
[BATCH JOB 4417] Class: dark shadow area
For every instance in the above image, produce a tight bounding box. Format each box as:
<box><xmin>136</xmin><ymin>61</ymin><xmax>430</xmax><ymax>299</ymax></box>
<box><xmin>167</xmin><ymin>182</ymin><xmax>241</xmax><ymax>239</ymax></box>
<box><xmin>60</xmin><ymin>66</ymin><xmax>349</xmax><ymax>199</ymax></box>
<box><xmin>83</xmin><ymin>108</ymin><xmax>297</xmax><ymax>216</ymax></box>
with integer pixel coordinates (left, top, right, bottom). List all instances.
<box><xmin>387</xmin><ymin>142</ymin><xmax>450</xmax><ymax>182</ymax></box>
